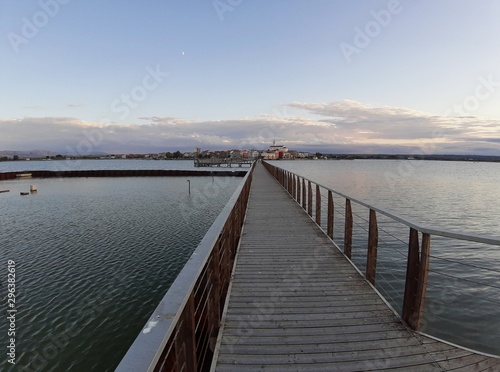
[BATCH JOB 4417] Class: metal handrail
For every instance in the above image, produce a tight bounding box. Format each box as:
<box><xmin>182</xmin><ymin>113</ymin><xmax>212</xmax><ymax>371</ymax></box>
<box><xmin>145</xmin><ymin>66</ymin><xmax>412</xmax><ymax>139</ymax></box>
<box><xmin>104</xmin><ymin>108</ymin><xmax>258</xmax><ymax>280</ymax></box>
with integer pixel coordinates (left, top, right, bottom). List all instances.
<box><xmin>117</xmin><ymin>162</ymin><xmax>255</xmax><ymax>371</ymax></box>
<box><xmin>266</xmin><ymin>163</ymin><xmax>500</xmax><ymax>246</ymax></box>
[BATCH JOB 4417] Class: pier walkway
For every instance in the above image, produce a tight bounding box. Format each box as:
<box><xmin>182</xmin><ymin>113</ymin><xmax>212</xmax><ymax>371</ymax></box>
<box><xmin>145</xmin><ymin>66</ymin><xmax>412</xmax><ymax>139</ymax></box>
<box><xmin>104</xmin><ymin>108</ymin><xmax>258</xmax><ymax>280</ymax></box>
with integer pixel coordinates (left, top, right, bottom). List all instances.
<box><xmin>212</xmin><ymin>163</ymin><xmax>499</xmax><ymax>371</ymax></box>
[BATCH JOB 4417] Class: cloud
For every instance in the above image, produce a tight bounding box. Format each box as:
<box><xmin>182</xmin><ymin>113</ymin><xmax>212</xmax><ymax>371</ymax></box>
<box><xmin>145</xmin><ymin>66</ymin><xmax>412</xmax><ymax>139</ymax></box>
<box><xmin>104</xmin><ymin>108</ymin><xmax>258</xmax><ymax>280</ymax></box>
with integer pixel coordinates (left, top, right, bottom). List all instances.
<box><xmin>288</xmin><ymin>100</ymin><xmax>500</xmax><ymax>154</ymax></box>
<box><xmin>1</xmin><ymin>100</ymin><xmax>499</xmax><ymax>155</ymax></box>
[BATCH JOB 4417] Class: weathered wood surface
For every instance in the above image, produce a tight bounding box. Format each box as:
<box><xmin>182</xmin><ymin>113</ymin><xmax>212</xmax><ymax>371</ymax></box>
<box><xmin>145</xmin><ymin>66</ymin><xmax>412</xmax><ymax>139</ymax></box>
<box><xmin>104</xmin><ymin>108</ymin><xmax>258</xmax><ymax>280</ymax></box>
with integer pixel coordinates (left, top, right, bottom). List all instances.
<box><xmin>213</xmin><ymin>163</ymin><xmax>500</xmax><ymax>371</ymax></box>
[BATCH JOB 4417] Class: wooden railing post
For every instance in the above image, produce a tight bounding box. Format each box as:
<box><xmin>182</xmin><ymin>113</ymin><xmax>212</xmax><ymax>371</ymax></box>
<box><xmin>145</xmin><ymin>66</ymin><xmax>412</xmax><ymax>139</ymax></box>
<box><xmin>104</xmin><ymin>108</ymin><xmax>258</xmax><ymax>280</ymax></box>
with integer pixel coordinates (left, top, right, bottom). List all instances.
<box><xmin>344</xmin><ymin>199</ymin><xmax>352</xmax><ymax>259</ymax></box>
<box><xmin>307</xmin><ymin>181</ymin><xmax>313</xmax><ymax>217</ymax></box>
<box><xmin>366</xmin><ymin>209</ymin><xmax>378</xmax><ymax>285</ymax></box>
<box><xmin>402</xmin><ymin>229</ymin><xmax>431</xmax><ymax>331</ymax></box>
<box><xmin>327</xmin><ymin>191</ymin><xmax>334</xmax><ymax>239</ymax></box>
<box><xmin>296</xmin><ymin>176</ymin><xmax>301</xmax><ymax>204</ymax></box>
<box><xmin>315</xmin><ymin>184</ymin><xmax>321</xmax><ymax>225</ymax></box>
<box><xmin>301</xmin><ymin>178</ymin><xmax>306</xmax><ymax>210</ymax></box>
<box><xmin>293</xmin><ymin>175</ymin><xmax>296</xmax><ymax>200</ymax></box>
<box><xmin>174</xmin><ymin>293</ymin><xmax>197</xmax><ymax>372</ymax></box>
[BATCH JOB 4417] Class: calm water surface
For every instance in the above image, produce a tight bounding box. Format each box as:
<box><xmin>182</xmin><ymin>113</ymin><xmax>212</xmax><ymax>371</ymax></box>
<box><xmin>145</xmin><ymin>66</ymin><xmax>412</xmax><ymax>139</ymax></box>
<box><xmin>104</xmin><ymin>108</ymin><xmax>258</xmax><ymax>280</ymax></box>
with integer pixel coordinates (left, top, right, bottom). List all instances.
<box><xmin>272</xmin><ymin>159</ymin><xmax>500</xmax><ymax>237</ymax></box>
<box><xmin>272</xmin><ymin>159</ymin><xmax>500</xmax><ymax>356</ymax></box>
<box><xmin>0</xmin><ymin>159</ymin><xmax>242</xmax><ymax>173</ymax></box>
<box><xmin>0</xmin><ymin>173</ymin><xmax>242</xmax><ymax>371</ymax></box>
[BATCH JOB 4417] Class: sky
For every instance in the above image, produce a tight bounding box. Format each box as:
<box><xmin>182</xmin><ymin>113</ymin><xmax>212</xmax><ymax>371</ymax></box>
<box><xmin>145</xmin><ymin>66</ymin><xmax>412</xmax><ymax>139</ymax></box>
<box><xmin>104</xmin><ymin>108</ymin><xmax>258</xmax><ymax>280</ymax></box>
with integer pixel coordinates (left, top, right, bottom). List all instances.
<box><xmin>1</xmin><ymin>0</ymin><xmax>500</xmax><ymax>155</ymax></box>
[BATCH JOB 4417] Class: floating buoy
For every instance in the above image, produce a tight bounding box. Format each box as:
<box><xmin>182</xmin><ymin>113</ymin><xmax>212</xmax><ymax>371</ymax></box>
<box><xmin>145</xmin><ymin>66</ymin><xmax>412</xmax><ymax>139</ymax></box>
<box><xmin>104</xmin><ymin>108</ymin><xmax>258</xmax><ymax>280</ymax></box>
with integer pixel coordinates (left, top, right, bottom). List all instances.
<box><xmin>20</xmin><ymin>192</ymin><xmax>29</xmax><ymax>196</ymax></box>
<box><xmin>30</xmin><ymin>185</ymin><xmax>38</xmax><ymax>192</ymax></box>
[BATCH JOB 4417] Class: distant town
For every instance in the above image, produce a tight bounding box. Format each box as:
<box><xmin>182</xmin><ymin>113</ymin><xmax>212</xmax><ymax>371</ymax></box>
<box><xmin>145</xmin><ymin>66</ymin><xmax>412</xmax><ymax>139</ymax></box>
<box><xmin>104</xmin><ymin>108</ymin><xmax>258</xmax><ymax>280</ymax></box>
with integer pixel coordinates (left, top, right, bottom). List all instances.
<box><xmin>1</xmin><ymin>142</ymin><xmax>500</xmax><ymax>163</ymax></box>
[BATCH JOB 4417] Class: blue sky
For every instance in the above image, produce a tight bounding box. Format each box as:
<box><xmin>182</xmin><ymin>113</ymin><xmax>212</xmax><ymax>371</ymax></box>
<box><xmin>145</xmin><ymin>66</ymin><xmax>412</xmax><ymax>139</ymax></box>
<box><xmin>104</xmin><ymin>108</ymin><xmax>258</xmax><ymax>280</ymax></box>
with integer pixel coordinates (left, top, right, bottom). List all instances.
<box><xmin>1</xmin><ymin>0</ymin><xmax>500</xmax><ymax>154</ymax></box>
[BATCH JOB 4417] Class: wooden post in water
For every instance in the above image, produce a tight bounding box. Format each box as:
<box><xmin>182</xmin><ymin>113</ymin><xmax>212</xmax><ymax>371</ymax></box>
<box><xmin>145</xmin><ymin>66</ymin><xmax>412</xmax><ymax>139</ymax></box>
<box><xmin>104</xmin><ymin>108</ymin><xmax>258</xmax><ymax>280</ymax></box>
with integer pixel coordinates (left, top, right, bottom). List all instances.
<box><xmin>327</xmin><ymin>191</ymin><xmax>334</xmax><ymax>239</ymax></box>
<box><xmin>402</xmin><ymin>229</ymin><xmax>431</xmax><ymax>331</ymax></box>
<box><xmin>315</xmin><ymin>184</ymin><xmax>321</xmax><ymax>225</ymax></box>
<box><xmin>366</xmin><ymin>209</ymin><xmax>378</xmax><ymax>285</ymax></box>
<box><xmin>344</xmin><ymin>199</ymin><xmax>353</xmax><ymax>259</ymax></box>
<box><xmin>307</xmin><ymin>181</ymin><xmax>313</xmax><ymax>217</ymax></box>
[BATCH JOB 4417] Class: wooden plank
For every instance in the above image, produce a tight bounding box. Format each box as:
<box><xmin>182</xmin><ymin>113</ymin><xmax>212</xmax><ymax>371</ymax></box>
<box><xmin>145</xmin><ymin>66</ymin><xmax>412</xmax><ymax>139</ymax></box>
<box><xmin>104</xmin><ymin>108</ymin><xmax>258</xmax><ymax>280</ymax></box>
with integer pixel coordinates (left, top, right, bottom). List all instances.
<box><xmin>433</xmin><ymin>354</ymin><xmax>490</xmax><ymax>370</ymax></box>
<box><xmin>222</xmin><ymin>336</ymin><xmax>424</xmax><ymax>354</ymax></box>
<box><xmin>225</xmin><ymin>303</ymin><xmax>391</xmax><ymax>314</ymax></box>
<box><xmin>220</xmin><ymin>330</ymin><xmax>418</xmax><ymax>346</ymax></box>
<box><xmin>216</xmin><ymin>360</ymin><xmax>442</xmax><ymax>372</ymax></box>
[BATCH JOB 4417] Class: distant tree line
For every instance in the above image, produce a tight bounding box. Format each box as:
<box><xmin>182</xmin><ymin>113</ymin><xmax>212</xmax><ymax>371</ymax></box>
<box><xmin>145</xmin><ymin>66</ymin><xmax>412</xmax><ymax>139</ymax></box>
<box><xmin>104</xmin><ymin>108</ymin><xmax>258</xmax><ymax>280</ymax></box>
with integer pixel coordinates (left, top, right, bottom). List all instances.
<box><xmin>164</xmin><ymin>151</ymin><xmax>183</xmax><ymax>159</ymax></box>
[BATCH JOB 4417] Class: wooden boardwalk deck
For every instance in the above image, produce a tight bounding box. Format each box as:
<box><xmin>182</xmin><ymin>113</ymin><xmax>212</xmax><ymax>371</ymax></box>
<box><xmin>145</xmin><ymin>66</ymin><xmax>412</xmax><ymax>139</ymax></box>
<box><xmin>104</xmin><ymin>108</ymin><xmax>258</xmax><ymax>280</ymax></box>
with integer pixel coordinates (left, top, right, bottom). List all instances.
<box><xmin>212</xmin><ymin>163</ymin><xmax>500</xmax><ymax>371</ymax></box>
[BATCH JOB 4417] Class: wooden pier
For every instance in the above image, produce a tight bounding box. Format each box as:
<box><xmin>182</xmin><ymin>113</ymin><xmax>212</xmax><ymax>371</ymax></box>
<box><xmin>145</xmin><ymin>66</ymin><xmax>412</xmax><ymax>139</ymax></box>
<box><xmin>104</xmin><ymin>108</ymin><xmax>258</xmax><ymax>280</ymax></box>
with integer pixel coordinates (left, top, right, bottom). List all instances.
<box><xmin>118</xmin><ymin>163</ymin><xmax>500</xmax><ymax>372</ymax></box>
<box><xmin>194</xmin><ymin>158</ymin><xmax>254</xmax><ymax>168</ymax></box>
<box><xmin>212</xmin><ymin>164</ymin><xmax>499</xmax><ymax>371</ymax></box>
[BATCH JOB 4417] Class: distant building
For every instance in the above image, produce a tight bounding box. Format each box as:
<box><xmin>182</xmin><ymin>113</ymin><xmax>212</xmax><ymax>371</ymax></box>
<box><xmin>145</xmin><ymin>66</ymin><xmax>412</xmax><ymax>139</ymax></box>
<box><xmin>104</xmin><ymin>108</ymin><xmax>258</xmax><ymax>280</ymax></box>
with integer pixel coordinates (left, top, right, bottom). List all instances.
<box><xmin>230</xmin><ymin>150</ymin><xmax>241</xmax><ymax>158</ymax></box>
<box><xmin>268</xmin><ymin>140</ymin><xmax>288</xmax><ymax>159</ymax></box>
<box><xmin>261</xmin><ymin>151</ymin><xmax>278</xmax><ymax>160</ymax></box>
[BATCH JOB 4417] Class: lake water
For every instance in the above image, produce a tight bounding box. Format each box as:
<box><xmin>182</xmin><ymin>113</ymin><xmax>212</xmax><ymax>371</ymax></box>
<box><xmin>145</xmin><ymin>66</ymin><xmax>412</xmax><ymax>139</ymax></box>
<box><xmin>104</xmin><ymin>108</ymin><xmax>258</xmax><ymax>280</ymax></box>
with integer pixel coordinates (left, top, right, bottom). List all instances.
<box><xmin>0</xmin><ymin>159</ymin><xmax>239</xmax><ymax>173</ymax></box>
<box><xmin>1</xmin><ymin>159</ymin><xmax>499</xmax><ymax>370</ymax></box>
<box><xmin>270</xmin><ymin>159</ymin><xmax>500</xmax><ymax>356</ymax></box>
<box><xmin>0</xmin><ymin>161</ymin><xmax>243</xmax><ymax>371</ymax></box>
